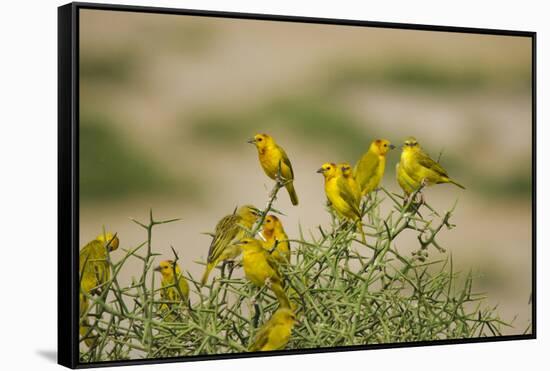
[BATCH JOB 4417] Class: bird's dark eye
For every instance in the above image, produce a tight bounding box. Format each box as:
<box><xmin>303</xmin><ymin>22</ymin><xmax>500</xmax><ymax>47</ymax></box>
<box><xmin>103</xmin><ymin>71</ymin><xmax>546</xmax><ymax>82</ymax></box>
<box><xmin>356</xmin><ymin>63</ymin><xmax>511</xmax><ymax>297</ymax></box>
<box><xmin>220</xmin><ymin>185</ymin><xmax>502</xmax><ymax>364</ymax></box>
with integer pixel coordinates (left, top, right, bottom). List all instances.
<box><xmin>258</xmin><ymin>138</ymin><xmax>263</xmax><ymax>141</ymax></box>
<box><xmin>384</xmin><ymin>144</ymin><xmax>387</xmax><ymax>147</ymax></box>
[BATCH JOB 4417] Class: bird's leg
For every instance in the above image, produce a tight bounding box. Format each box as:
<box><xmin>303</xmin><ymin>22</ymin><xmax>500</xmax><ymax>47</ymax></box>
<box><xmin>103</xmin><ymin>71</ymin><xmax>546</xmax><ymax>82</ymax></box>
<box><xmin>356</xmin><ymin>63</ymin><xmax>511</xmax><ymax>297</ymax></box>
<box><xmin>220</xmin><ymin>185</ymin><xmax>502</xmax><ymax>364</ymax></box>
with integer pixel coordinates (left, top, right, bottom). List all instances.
<box><xmin>220</xmin><ymin>261</ymin><xmax>235</xmax><ymax>305</ymax></box>
<box><xmin>220</xmin><ymin>261</ymin><xmax>227</xmax><ymax>280</ymax></box>
<box><xmin>226</xmin><ymin>261</ymin><xmax>235</xmax><ymax>279</ymax></box>
<box><xmin>404</xmin><ymin>192</ymin><xmax>412</xmax><ymax>206</ymax></box>
<box><xmin>272</xmin><ymin>165</ymin><xmax>289</xmax><ymax>198</ymax></box>
<box><xmin>415</xmin><ymin>179</ymin><xmax>428</xmax><ymax>206</ymax></box>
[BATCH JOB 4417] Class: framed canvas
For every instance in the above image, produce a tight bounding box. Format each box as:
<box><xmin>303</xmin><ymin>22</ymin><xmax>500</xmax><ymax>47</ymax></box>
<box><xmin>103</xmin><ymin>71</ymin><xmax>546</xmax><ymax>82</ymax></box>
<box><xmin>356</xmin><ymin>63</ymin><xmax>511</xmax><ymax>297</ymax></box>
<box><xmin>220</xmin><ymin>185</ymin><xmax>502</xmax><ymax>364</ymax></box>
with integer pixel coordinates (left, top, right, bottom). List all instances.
<box><xmin>58</xmin><ymin>2</ymin><xmax>536</xmax><ymax>368</ymax></box>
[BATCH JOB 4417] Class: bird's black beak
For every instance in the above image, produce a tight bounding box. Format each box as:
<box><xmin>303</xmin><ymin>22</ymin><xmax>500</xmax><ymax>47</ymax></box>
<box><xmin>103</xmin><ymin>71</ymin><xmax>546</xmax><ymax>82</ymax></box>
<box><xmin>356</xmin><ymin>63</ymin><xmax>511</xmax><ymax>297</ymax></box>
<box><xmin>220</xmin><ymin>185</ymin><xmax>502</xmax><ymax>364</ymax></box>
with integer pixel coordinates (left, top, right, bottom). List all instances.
<box><xmin>154</xmin><ymin>266</ymin><xmax>161</xmax><ymax>272</ymax></box>
<box><xmin>247</xmin><ymin>138</ymin><xmax>256</xmax><ymax>144</ymax></box>
<box><xmin>389</xmin><ymin>144</ymin><xmax>396</xmax><ymax>150</ymax></box>
<box><xmin>316</xmin><ymin>168</ymin><xmax>324</xmax><ymax>174</ymax></box>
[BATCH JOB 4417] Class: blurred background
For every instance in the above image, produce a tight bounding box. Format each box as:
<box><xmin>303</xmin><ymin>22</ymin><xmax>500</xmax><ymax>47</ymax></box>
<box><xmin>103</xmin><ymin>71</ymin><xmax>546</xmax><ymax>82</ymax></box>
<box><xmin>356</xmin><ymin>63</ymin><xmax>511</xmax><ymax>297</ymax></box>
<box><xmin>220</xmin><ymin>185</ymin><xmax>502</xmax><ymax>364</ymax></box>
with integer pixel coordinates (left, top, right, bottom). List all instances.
<box><xmin>79</xmin><ymin>9</ymin><xmax>532</xmax><ymax>335</ymax></box>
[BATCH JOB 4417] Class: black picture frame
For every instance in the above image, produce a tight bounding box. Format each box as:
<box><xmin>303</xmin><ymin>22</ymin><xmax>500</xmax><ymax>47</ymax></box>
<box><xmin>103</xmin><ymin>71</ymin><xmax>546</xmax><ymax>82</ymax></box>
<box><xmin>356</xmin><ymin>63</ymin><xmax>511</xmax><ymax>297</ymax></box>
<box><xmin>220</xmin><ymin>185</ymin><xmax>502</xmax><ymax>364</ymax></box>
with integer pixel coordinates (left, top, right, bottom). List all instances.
<box><xmin>58</xmin><ymin>2</ymin><xmax>537</xmax><ymax>369</ymax></box>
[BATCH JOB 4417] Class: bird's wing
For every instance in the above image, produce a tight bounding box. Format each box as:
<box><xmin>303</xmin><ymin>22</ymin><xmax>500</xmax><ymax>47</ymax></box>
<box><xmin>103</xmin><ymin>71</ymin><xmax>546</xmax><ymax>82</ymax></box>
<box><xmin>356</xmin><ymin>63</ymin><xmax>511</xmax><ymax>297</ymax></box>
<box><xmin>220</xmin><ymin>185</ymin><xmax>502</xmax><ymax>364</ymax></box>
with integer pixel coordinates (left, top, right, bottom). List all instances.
<box><xmin>178</xmin><ymin>276</ymin><xmax>189</xmax><ymax>298</ymax></box>
<box><xmin>354</xmin><ymin>151</ymin><xmax>379</xmax><ymax>179</ymax></box>
<box><xmin>265</xmin><ymin>250</ymin><xmax>284</xmax><ymax>278</ymax></box>
<box><xmin>249</xmin><ymin>323</ymin><xmax>272</xmax><ymax>351</ymax></box>
<box><xmin>80</xmin><ymin>239</ymin><xmax>110</xmax><ymax>291</ymax></box>
<box><xmin>337</xmin><ymin>176</ymin><xmax>362</xmax><ymax>218</ymax></box>
<box><xmin>80</xmin><ymin>240</ymin><xmax>105</xmax><ymax>268</ymax></box>
<box><xmin>277</xmin><ymin>145</ymin><xmax>294</xmax><ymax>179</ymax></box>
<box><xmin>416</xmin><ymin>150</ymin><xmax>449</xmax><ymax>177</ymax></box>
<box><xmin>79</xmin><ymin>242</ymin><xmax>92</xmax><ymax>269</ymax></box>
<box><xmin>207</xmin><ymin>214</ymin><xmax>239</xmax><ymax>263</ymax></box>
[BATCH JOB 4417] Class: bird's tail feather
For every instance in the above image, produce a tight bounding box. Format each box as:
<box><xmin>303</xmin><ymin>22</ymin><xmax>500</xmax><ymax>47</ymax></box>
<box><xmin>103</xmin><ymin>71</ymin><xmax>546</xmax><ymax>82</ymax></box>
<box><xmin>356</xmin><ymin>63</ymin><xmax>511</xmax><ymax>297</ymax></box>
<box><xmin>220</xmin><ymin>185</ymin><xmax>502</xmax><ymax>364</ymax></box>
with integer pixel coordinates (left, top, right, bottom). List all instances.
<box><xmin>201</xmin><ymin>263</ymin><xmax>214</xmax><ymax>285</ymax></box>
<box><xmin>272</xmin><ymin>282</ymin><xmax>290</xmax><ymax>308</ymax></box>
<box><xmin>285</xmin><ymin>182</ymin><xmax>299</xmax><ymax>206</ymax></box>
<box><xmin>449</xmin><ymin>179</ymin><xmax>466</xmax><ymax>190</ymax></box>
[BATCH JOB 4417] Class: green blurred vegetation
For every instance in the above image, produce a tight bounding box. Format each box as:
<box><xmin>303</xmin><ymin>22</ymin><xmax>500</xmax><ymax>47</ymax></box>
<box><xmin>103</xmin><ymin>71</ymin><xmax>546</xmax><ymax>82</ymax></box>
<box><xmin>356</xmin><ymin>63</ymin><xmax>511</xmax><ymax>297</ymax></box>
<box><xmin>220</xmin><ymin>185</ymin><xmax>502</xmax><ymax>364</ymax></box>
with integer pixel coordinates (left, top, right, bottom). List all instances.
<box><xmin>80</xmin><ymin>112</ymin><xmax>197</xmax><ymax>202</ymax></box>
<box><xmin>325</xmin><ymin>58</ymin><xmax>531</xmax><ymax>93</ymax></box>
<box><xmin>80</xmin><ymin>49</ymin><xmax>138</xmax><ymax>84</ymax></box>
<box><xmin>474</xmin><ymin>168</ymin><xmax>532</xmax><ymax>199</ymax></box>
<box><xmin>156</xmin><ymin>21</ymin><xmax>219</xmax><ymax>55</ymax></box>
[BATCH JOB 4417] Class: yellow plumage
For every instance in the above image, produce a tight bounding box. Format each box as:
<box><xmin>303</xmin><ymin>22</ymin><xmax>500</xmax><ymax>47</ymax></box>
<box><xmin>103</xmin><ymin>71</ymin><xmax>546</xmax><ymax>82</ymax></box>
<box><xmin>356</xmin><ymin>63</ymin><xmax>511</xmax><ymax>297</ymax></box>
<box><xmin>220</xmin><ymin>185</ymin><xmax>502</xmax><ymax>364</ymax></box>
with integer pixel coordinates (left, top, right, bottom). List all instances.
<box><xmin>248</xmin><ymin>133</ymin><xmax>299</xmax><ymax>206</ymax></box>
<box><xmin>339</xmin><ymin>162</ymin><xmax>361</xmax><ymax>206</ymax></box>
<box><xmin>237</xmin><ymin>238</ymin><xmax>290</xmax><ymax>308</ymax></box>
<box><xmin>79</xmin><ymin>232</ymin><xmax>119</xmax><ymax>347</ymax></box>
<box><xmin>354</xmin><ymin>139</ymin><xmax>395</xmax><ymax>196</ymax></box>
<box><xmin>399</xmin><ymin>137</ymin><xmax>465</xmax><ymax>190</ymax></box>
<box><xmin>249</xmin><ymin>307</ymin><xmax>297</xmax><ymax>352</ymax></box>
<box><xmin>317</xmin><ymin>162</ymin><xmax>366</xmax><ymax>243</ymax></box>
<box><xmin>201</xmin><ymin>205</ymin><xmax>259</xmax><ymax>284</ymax></box>
<box><xmin>261</xmin><ymin>214</ymin><xmax>290</xmax><ymax>264</ymax></box>
<box><xmin>396</xmin><ymin>162</ymin><xmax>421</xmax><ymax>196</ymax></box>
<box><xmin>155</xmin><ymin>260</ymin><xmax>190</xmax><ymax>313</ymax></box>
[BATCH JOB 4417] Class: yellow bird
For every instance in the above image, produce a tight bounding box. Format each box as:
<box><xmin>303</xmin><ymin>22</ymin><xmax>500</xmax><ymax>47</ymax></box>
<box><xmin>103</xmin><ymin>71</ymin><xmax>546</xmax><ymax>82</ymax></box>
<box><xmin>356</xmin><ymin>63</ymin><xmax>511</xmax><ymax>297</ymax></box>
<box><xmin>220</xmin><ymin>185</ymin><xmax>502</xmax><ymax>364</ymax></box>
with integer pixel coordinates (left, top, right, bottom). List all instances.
<box><xmin>201</xmin><ymin>205</ymin><xmax>259</xmax><ymax>285</ymax></box>
<box><xmin>249</xmin><ymin>307</ymin><xmax>297</xmax><ymax>352</ymax></box>
<box><xmin>79</xmin><ymin>232</ymin><xmax>119</xmax><ymax>347</ymax></box>
<box><xmin>248</xmin><ymin>133</ymin><xmax>299</xmax><ymax>206</ymax></box>
<box><xmin>154</xmin><ymin>260</ymin><xmax>190</xmax><ymax>308</ymax></box>
<box><xmin>317</xmin><ymin>163</ymin><xmax>366</xmax><ymax>243</ymax></box>
<box><xmin>236</xmin><ymin>238</ymin><xmax>290</xmax><ymax>308</ymax></box>
<box><xmin>354</xmin><ymin>139</ymin><xmax>395</xmax><ymax>196</ymax></box>
<box><xmin>80</xmin><ymin>232</ymin><xmax>119</xmax><ymax>294</ymax></box>
<box><xmin>261</xmin><ymin>214</ymin><xmax>290</xmax><ymax>264</ymax></box>
<box><xmin>399</xmin><ymin>137</ymin><xmax>465</xmax><ymax>190</ymax></box>
<box><xmin>339</xmin><ymin>162</ymin><xmax>361</xmax><ymax>206</ymax></box>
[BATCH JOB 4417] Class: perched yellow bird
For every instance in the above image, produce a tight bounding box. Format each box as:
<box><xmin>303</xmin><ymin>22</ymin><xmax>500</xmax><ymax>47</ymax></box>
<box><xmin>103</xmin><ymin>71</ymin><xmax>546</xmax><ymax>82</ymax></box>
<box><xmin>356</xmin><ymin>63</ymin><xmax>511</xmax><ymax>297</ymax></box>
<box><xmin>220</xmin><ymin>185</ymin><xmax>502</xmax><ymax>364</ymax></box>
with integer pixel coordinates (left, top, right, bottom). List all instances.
<box><xmin>317</xmin><ymin>163</ymin><xmax>366</xmax><ymax>243</ymax></box>
<box><xmin>79</xmin><ymin>232</ymin><xmax>119</xmax><ymax>347</ymax></box>
<box><xmin>236</xmin><ymin>238</ymin><xmax>290</xmax><ymax>308</ymax></box>
<box><xmin>249</xmin><ymin>307</ymin><xmax>297</xmax><ymax>352</ymax></box>
<box><xmin>248</xmin><ymin>133</ymin><xmax>299</xmax><ymax>206</ymax></box>
<box><xmin>201</xmin><ymin>205</ymin><xmax>259</xmax><ymax>285</ymax></box>
<box><xmin>261</xmin><ymin>214</ymin><xmax>290</xmax><ymax>264</ymax></box>
<box><xmin>154</xmin><ymin>260</ymin><xmax>190</xmax><ymax>308</ymax></box>
<box><xmin>399</xmin><ymin>137</ymin><xmax>465</xmax><ymax>190</ymax></box>
<box><xmin>339</xmin><ymin>162</ymin><xmax>361</xmax><ymax>206</ymax></box>
<box><xmin>80</xmin><ymin>232</ymin><xmax>119</xmax><ymax>294</ymax></box>
<box><xmin>354</xmin><ymin>139</ymin><xmax>395</xmax><ymax>196</ymax></box>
